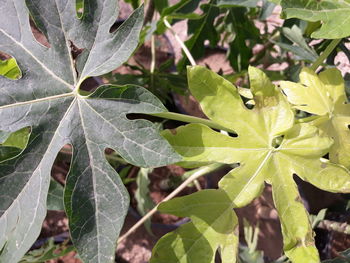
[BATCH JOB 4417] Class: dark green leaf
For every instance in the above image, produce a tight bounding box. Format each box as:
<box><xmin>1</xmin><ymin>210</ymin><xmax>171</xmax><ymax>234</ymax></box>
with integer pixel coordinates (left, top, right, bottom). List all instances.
<box><xmin>135</xmin><ymin>168</ymin><xmax>154</xmax><ymax>233</ymax></box>
<box><xmin>177</xmin><ymin>4</ymin><xmax>220</xmax><ymax>70</ymax></box>
<box><xmin>0</xmin><ymin>1</ymin><xmax>180</xmax><ymax>262</ymax></box>
<box><xmin>47</xmin><ymin>179</ymin><xmax>64</xmax><ymax>211</ymax></box>
<box><xmin>154</xmin><ymin>0</ymin><xmax>168</xmax><ymax>13</ymax></box>
<box><xmin>281</xmin><ymin>0</ymin><xmax>350</xmax><ymax>39</ymax></box>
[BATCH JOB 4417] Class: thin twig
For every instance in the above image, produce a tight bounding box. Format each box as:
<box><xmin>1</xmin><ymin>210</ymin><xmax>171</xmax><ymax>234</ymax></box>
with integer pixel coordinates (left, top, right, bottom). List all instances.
<box><xmin>117</xmin><ymin>163</ymin><xmax>223</xmax><ymax>244</ymax></box>
<box><xmin>317</xmin><ymin>220</ymin><xmax>350</xmax><ymax>235</ymax></box>
<box><xmin>150</xmin><ymin>111</ymin><xmax>236</xmax><ymax>134</ymax></box>
<box><xmin>163</xmin><ymin>18</ymin><xmax>196</xmax><ymax>66</ymax></box>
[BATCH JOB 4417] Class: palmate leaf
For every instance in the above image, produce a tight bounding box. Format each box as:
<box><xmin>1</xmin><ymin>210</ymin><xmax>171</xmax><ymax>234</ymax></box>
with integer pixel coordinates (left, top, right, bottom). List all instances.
<box><xmin>280</xmin><ymin>0</ymin><xmax>350</xmax><ymax>39</ymax></box>
<box><xmin>280</xmin><ymin>68</ymin><xmax>350</xmax><ymax>168</ymax></box>
<box><xmin>158</xmin><ymin>66</ymin><xmax>350</xmax><ymax>262</ymax></box>
<box><xmin>0</xmin><ymin>1</ymin><xmax>180</xmax><ymax>262</ymax></box>
<box><xmin>151</xmin><ymin>189</ymin><xmax>239</xmax><ymax>263</ymax></box>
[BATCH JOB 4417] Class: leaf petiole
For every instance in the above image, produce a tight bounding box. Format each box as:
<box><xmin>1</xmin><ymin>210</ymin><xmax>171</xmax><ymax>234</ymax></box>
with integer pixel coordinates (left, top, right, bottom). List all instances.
<box><xmin>151</xmin><ymin>111</ymin><xmax>236</xmax><ymax>134</ymax></box>
<box><xmin>310</xmin><ymin>38</ymin><xmax>342</xmax><ymax>71</ymax></box>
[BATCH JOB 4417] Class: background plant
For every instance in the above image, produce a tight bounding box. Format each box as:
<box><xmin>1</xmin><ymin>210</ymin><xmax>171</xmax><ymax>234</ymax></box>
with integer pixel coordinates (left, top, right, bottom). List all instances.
<box><xmin>1</xmin><ymin>0</ymin><xmax>350</xmax><ymax>262</ymax></box>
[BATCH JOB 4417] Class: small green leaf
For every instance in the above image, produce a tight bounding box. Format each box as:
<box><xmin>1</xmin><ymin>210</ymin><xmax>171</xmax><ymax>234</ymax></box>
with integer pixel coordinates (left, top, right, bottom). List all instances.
<box><xmin>151</xmin><ymin>189</ymin><xmax>238</xmax><ymax>263</ymax></box>
<box><xmin>275</xmin><ymin>25</ymin><xmax>318</xmax><ymax>62</ymax></box>
<box><xmin>0</xmin><ymin>127</ymin><xmax>30</xmax><ymax>162</ymax></box>
<box><xmin>47</xmin><ymin>179</ymin><xmax>64</xmax><ymax>211</ymax></box>
<box><xmin>280</xmin><ymin>68</ymin><xmax>350</xmax><ymax>168</ymax></box>
<box><xmin>0</xmin><ymin>58</ymin><xmax>21</xmax><ymax>79</ymax></box>
<box><xmin>281</xmin><ymin>0</ymin><xmax>350</xmax><ymax>39</ymax></box>
<box><xmin>135</xmin><ymin>168</ymin><xmax>154</xmax><ymax>233</ymax></box>
<box><xmin>156</xmin><ymin>0</ymin><xmax>201</xmax><ymax>34</ymax></box>
<box><xmin>20</xmin><ymin>238</ymin><xmax>74</xmax><ymax>263</ymax></box>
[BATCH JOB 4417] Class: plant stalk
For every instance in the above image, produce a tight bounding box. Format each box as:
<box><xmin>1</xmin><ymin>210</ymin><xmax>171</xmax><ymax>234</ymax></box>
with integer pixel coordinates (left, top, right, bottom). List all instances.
<box><xmin>150</xmin><ymin>111</ymin><xmax>236</xmax><ymax>134</ymax></box>
<box><xmin>310</xmin><ymin>39</ymin><xmax>341</xmax><ymax>71</ymax></box>
<box><xmin>117</xmin><ymin>163</ymin><xmax>224</xmax><ymax>244</ymax></box>
<box><xmin>150</xmin><ymin>34</ymin><xmax>156</xmax><ymax>92</ymax></box>
<box><xmin>317</xmin><ymin>219</ymin><xmax>350</xmax><ymax>235</ymax></box>
<box><xmin>163</xmin><ymin>18</ymin><xmax>196</xmax><ymax>66</ymax></box>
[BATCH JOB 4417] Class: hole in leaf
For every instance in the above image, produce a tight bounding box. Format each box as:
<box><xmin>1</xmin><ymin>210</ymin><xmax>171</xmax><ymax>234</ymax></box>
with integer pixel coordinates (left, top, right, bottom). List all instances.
<box><xmin>53</xmin><ymin>144</ymin><xmax>72</xmax><ymax>184</ymax></box>
<box><xmin>79</xmin><ymin>77</ymin><xmax>103</xmax><ymax>93</ymax></box>
<box><xmin>48</xmin><ymin>144</ymin><xmax>71</xmax><ymax>213</ymax></box>
<box><xmin>227</xmin><ymin>131</ymin><xmax>238</xmax><ymax>138</ymax></box>
<box><xmin>0</xmin><ymin>52</ymin><xmax>22</xmax><ymax>80</ymax></box>
<box><xmin>29</xmin><ymin>17</ymin><xmax>50</xmax><ymax>48</ymax></box>
<box><xmin>0</xmin><ymin>127</ymin><xmax>31</xmax><ymax>160</ymax></box>
<box><xmin>0</xmin><ymin>51</ymin><xmax>10</xmax><ymax>60</ymax></box>
<box><xmin>104</xmin><ymin>148</ymin><xmax>133</xmax><ymax>184</ymax></box>
<box><xmin>126</xmin><ymin>113</ymin><xmax>164</xmax><ymax>123</ymax></box>
<box><xmin>215</xmin><ymin>249</ymin><xmax>222</xmax><ymax>263</ymax></box>
<box><xmin>76</xmin><ymin>0</ymin><xmax>84</xmax><ymax>19</ymax></box>
<box><xmin>271</xmin><ymin>135</ymin><xmax>284</xmax><ymax>148</ymax></box>
<box><xmin>322</xmin><ymin>153</ymin><xmax>329</xmax><ymax>160</ymax></box>
<box><xmin>348</xmin><ymin>124</ymin><xmax>350</xmax><ymax>130</ymax></box>
<box><xmin>68</xmin><ymin>40</ymin><xmax>84</xmax><ymax>60</ymax></box>
<box><xmin>109</xmin><ymin>19</ymin><xmax>124</xmax><ymax>34</ymax></box>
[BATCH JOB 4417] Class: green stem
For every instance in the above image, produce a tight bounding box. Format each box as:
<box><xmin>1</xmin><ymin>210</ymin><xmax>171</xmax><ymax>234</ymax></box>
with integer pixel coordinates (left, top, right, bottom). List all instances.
<box><xmin>295</xmin><ymin>115</ymin><xmax>319</xmax><ymax>123</ymax></box>
<box><xmin>310</xmin><ymin>39</ymin><xmax>341</xmax><ymax>71</ymax></box>
<box><xmin>164</xmin><ymin>17</ymin><xmax>196</xmax><ymax>66</ymax></box>
<box><xmin>151</xmin><ymin>112</ymin><xmax>236</xmax><ymax>134</ymax></box>
<box><xmin>150</xmin><ymin>34</ymin><xmax>156</xmax><ymax>93</ymax></box>
<box><xmin>182</xmin><ymin>163</ymin><xmax>225</xmax><ymax>181</ymax></box>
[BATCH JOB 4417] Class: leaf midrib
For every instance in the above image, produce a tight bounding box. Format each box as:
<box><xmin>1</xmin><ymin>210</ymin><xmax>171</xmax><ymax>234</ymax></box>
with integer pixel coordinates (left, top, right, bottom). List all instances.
<box><xmin>0</xmin><ymin>92</ymin><xmax>74</xmax><ymax>110</ymax></box>
<box><xmin>77</xmin><ymin>99</ymin><xmax>102</xmax><ymax>262</ymax></box>
<box><xmin>232</xmin><ymin>150</ymin><xmax>273</xmax><ymax>203</ymax></box>
<box><xmin>79</xmin><ymin>0</ymin><xmax>108</xmax><ymax>80</ymax></box>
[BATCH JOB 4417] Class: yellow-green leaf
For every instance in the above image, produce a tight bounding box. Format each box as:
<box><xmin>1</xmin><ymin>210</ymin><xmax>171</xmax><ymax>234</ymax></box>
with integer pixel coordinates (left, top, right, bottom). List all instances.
<box><xmin>280</xmin><ymin>68</ymin><xmax>350</xmax><ymax>168</ymax></box>
<box><xmin>151</xmin><ymin>189</ymin><xmax>238</xmax><ymax>263</ymax></box>
<box><xmin>0</xmin><ymin>58</ymin><xmax>21</xmax><ymax>80</ymax></box>
<box><xmin>161</xmin><ymin>65</ymin><xmax>350</xmax><ymax>262</ymax></box>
